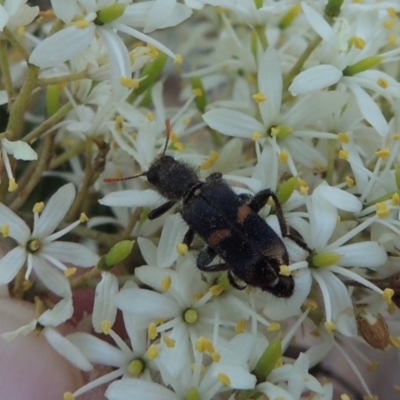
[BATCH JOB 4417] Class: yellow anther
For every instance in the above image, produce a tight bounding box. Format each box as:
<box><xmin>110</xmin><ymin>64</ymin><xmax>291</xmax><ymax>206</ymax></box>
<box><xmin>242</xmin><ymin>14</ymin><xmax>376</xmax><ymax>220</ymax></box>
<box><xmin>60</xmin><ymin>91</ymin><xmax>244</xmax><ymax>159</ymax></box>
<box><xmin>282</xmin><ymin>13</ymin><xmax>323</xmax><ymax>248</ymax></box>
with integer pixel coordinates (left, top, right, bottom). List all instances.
<box><xmin>394</xmin><ymin>132</ymin><xmax>400</xmax><ymax>140</ymax></box>
<box><xmin>101</xmin><ymin>320</ymin><xmax>111</xmax><ymax>335</ymax></box>
<box><xmin>148</xmin><ymin>322</ymin><xmax>157</xmax><ymax>340</ymax></box>
<box><xmin>267</xmin><ymin>322</ymin><xmax>281</xmax><ymax>332</ymax></box>
<box><xmin>64</xmin><ymin>267</ymin><xmax>77</xmax><ymax>278</ymax></box>
<box><xmin>147</xmin><ymin>45</ymin><xmax>159</xmax><ymax>57</ymax></box>
<box><xmin>1</xmin><ymin>224</ymin><xmax>9</xmax><ymax>237</ymax></box>
<box><xmin>352</xmin><ymin>36</ymin><xmax>365</xmax><ymax>49</ymax></box>
<box><xmin>17</xmin><ymin>26</ymin><xmax>25</xmax><ymax>37</ymax></box>
<box><xmin>120</xmin><ymin>77</ymin><xmax>139</xmax><ymax>89</ymax></box>
<box><xmin>201</xmin><ymin>151</ymin><xmax>219</xmax><ymax>170</ymax></box>
<box><xmin>388</xmin><ymin>301</ymin><xmax>396</xmax><ymax>315</ymax></box>
<box><xmin>383</xmin><ymin>288</ymin><xmax>394</xmax><ymax>304</ymax></box>
<box><xmin>203</xmin><ymin>337</ymin><xmax>215</xmax><ymax>353</ymax></box>
<box><xmin>161</xmin><ymin>276</ymin><xmax>172</xmax><ymax>292</ymax></box>
<box><xmin>32</xmin><ymin>202</ymin><xmax>44</xmax><ymax>214</ymax></box>
<box><xmin>299</xmin><ymin>185</ymin><xmax>309</xmax><ymax>195</ymax></box>
<box><xmin>63</xmin><ymin>392</ymin><xmax>75</xmax><ymax>400</ymax></box>
<box><xmin>339</xmin><ymin>150</ymin><xmax>348</xmax><ymax>160</ymax></box>
<box><xmin>367</xmin><ymin>361</ymin><xmax>379</xmax><ymax>372</ymax></box>
<box><xmin>209</xmin><ymin>284</ymin><xmax>224</xmax><ymax>296</ymax></box>
<box><xmin>279</xmin><ymin>265</ymin><xmax>291</xmax><ymax>276</ymax></box>
<box><xmin>163</xmin><ymin>335</ymin><xmax>175</xmax><ymax>348</ymax></box>
<box><xmin>170</xmin><ymin>132</ymin><xmax>179</xmax><ymax>143</ymax></box>
<box><xmin>279</xmin><ymin>151</ymin><xmax>288</xmax><ymax>164</ymax></box>
<box><xmin>173</xmin><ymin>142</ymin><xmax>185</xmax><ymax>152</ymax></box>
<box><xmin>192</xmin><ymin>292</ymin><xmax>204</xmax><ymax>301</ymax></box>
<box><xmin>377</xmin><ymin>77</ymin><xmax>388</xmax><ymax>89</ymax></box>
<box><xmin>275</xmin><ymin>357</ymin><xmax>283</xmax><ymax>367</ymax></box>
<box><xmin>146</xmin><ymin>344</ymin><xmax>159</xmax><ymax>359</ymax></box>
<box><xmin>387</xmin><ymin>7</ymin><xmax>397</xmax><ymax>17</ymax></box>
<box><xmin>176</xmin><ymin>242</ymin><xmax>188</xmax><ymax>257</ymax></box>
<box><xmin>304</xmin><ymin>299</ymin><xmax>318</xmax><ymax>310</ymax></box>
<box><xmin>115</xmin><ymin>115</ymin><xmax>124</xmax><ymax>132</ymax></box>
<box><xmin>384</xmin><ymin>19</ymin><xmax>394</xmax><ymax>29</ymax></box>
<box><xmin>375</xmin><ymin>202</ymin><xmax>390</xmax><ymax>218</ymax></box>
<box><xmin>235</xmin><ymin>319</ymin><xmax>246</xmax><ymax>333</ymax></box>
<box><xmin>22</xmin><ymin>280</ymin><xmax>32</xmax><ymax>291</ymax></box>
<box><xmin>392</xmin><ymin>192</ymin><xmax>400</xmax><ymax>205</ymax></box>
<box><xmin>389</xmin><ymin>336</ymin><xmax>400</xmax><ymax>348</ymax></box>
<box><xmin>195</xmin><ymin>337</ymin><xmax>206</xmax><ymax>352</ymax></box>
<box><xmin>146</xmin><ymin>112</ymin><xmax>154</xmax><ymax>121</ymax></box>
<box><xmin>211</xmin><ymin>352</ymin><xmax>221</xmax><ymax>362</ymax></box>
<box><xmin>251</xmin><ymin>131</ymin><xmax>262</xmax><ymax>141</ymax></box>
<box><xmin>75</xmin><ymin>19</ymin><xmax>90</xmax><ymax>28</ymax></box>
<box><xmin>375</xmin><ymin>148</ymin><xmax>390</xmax><ymax>158</ymax></box>
<box><xmin>192</xmin><ymin>88</ymin><xmax>203</xmax><ymax>97</ymax></box>
<box><xmin>270</xmin><ymin>127</ymin><xmax>279</xmax><ymax>136</ymax></box>
<box><xmin>217</xmin><ymin>373</ymin><xmax>231</xmax><ymax>386</ymax></box>
<box><xmin>324</xmin><ymin>321</ymin><xmax>336</xmax><ymax>332</ymax></box>
<box><xmin>341</xmin><ymin>394</ymin><xmax>351</xmax><ymax>400</ymax></box>
<box><xmin>346</xmin><ymin>176</ymin><xmax>354</xmax><ymax>187</ymax></box>
<box><xmin>61</xmin><ymin>138</ymin><xmax>76</xmax><ymax>146</ymax></box>
<box><xmin>337</xmin><ymin>132</ymin><xmax>349</xmax><ymax>143</ymax></box>
<box><xmin>174</xmin><ymin>54</ymin><xmax>183</xmax><ymax>64</ymax></box>
<box><xmin>252</xmin><ymin>92</ymin><xmax>267</xmax><ymax>103</ymax></box>
<box><xmin>80</xmin><ymin>213</ymin><xmax>89</xmax><ymax>223</ymax></box>
<box><xmin>388</xmin><ymin>34</ymin><xmax>396</xmax><ymax>45</ymax></box>
<box><xmin>246</xmin><ymin>74</ymin><xmax>256</xmax><ymax>84</ymax></box>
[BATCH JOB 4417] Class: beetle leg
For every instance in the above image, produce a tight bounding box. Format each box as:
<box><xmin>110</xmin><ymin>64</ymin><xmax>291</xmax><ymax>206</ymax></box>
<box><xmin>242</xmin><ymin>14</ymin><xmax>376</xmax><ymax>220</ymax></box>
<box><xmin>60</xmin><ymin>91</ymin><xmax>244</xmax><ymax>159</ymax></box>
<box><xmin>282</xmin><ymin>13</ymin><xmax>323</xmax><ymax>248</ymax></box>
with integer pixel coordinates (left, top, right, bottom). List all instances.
<box><xmin>228</xmin><ymin>270</ymin><xmax>247</xmax><ymax>290</ymax></box>
<box><xmin>197</xmin><ymin>247</ymin><xmax>229</xmax><ymax>271</ymax></box>
<box><xmin>250</xmin><ymin>189</ymin><xmax>313</xmax><ymax>253</ymax></box>
<box><xmin>206</xmin><ymin>172</ymin><xmax>223</xmax><ymax>182</ymax></box>
<box><xmin>148</xmin><ymin>200</ymin><xmax>176</xmax><ymax>220</ymax></box>
<box><xmin>183</xmin><ymin>228</ymin><xmax>195</xmax><ymax>247</ymax></box>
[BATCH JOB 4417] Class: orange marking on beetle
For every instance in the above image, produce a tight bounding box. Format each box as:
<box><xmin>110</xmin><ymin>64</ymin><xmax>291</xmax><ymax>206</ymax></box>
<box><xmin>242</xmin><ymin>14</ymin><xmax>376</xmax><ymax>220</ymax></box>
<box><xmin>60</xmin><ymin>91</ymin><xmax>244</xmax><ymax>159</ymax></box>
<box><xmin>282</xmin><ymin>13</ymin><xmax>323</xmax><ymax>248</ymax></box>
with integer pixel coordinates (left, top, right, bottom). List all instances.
<box><xmin>207</xmin><ymin>229</ymin><xmax>231</xmax><ymax>247</ymax></box>
<box><xmin>237</xmin><ymin>204</ymin><xmax>252</xmax><ymax>224</ymax></box>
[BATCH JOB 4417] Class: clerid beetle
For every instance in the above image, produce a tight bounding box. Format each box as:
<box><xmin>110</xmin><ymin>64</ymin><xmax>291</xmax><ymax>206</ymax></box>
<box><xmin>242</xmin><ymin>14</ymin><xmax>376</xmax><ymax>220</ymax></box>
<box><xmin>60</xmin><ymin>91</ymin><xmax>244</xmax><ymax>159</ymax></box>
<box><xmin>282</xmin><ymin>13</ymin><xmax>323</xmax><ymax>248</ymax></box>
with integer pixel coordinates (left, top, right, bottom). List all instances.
<box><xmin>105</xmin><ymin>121</ymin><xmax>311</xmax><ymax>297</ymax></box>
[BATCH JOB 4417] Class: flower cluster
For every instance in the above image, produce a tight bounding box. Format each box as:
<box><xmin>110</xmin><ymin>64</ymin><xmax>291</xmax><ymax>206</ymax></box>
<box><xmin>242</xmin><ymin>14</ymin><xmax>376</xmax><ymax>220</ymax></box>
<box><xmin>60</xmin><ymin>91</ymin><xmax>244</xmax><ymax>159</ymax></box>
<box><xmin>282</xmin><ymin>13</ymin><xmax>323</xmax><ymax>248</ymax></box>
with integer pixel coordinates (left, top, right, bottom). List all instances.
<box><xmin>0</xmin><ymin>0</ymin><xmax>400</xmax><ymax>399</ymax></box>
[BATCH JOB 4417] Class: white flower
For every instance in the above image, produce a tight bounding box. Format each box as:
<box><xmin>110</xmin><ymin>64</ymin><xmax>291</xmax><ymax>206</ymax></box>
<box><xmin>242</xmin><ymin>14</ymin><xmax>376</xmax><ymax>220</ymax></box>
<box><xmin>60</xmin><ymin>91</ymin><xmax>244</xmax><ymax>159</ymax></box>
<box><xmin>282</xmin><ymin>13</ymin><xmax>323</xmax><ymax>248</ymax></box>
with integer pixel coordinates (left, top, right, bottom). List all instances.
<box><xmin>0</xmin><ymin>183</ymin><xmax>99</xmax><ymax>295</ymax></box>
<box><xmin>30</xmin><ymin>1</ymin><xmax>191</xmax><ymax>96</ymax></box>
<box><xmin>0</xmin><ymin>139</ymin><xmax>37</xmax><ymax>192</ymax></box>
<box><xmin>0</xmin><ymin>0</ymin><xmax>38</xmax><ymax>32</ymax></box>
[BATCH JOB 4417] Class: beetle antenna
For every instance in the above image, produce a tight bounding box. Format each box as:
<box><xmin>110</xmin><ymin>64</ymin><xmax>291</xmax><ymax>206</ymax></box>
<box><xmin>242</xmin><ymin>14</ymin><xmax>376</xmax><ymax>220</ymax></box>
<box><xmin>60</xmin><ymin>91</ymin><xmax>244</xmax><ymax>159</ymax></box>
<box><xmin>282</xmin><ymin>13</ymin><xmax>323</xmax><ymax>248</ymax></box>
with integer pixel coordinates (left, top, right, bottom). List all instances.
<box><xmin>160</xmin><ymin>119</ymin><xmax>171</xmax><ymax>157</ymax></box>
<box><xmin>103</xmin><ymin>171</ymin><xmax>147</xmax><ymax>183</ymax></box>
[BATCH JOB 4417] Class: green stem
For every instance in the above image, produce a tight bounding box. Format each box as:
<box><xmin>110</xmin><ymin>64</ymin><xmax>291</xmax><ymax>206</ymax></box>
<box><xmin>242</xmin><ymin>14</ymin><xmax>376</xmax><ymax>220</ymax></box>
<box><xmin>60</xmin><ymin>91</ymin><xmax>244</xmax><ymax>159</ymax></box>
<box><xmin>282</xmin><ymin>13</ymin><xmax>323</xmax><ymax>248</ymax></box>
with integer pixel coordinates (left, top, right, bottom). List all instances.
<box><xmin>282</xmin><ymin>35</ymin><xmax>322</xmax><ymax>93</ymax></box>
<box><xmin>49</xmin><ymin>140</ymin><xmax>86</xmax><ymax>170</ymax></box>
<box><xmin>7</xmin><ymin>64</ymin><xmax>39</xmax><ymax>140</ymax></box>
<box><xmin>0</xmin><ymin>39</ymin><xmax>16</xmax><ymax>105</ymax></box>
<box><xmin>37</xmin><ymin>70</ymin><xmax>89</xmax><ymax>87</ymax></box>
<box><xmin>9</xmin><ymin>134</ymin><xmax>54</xmax><ymax>211</ymax></box>
<box><xmin>22</xmin><ymin>102</ymin><xmax>73</xmax><ymax>143</ymax></box>
<box><xmin>2</xmin><ymin>27</ymin><xmax>29</xmax><ymax>60</ymax></box>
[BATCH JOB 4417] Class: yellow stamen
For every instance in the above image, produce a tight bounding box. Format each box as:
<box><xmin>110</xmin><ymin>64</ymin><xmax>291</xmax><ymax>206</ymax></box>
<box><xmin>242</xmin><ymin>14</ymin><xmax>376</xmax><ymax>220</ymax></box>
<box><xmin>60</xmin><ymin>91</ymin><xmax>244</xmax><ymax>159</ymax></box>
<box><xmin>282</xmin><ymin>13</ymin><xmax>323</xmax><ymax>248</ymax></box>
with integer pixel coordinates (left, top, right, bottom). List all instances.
<box><xmin>345</xmin><ymin>176</ymin><xmax>354</xmax><ymax>187</ymax></box>
<box><xmin>174</xmin><ymin>54</ymin><xmax>183</xmax><ymax>64</ymax></box>
<box><xmin>251</xmin><ymin>131</ymin><xmax>262</xmax><ymax>141</ymax></box>
<box><xmin>192</xmin><ymin>88</ymin><xmax>203</xmax><ymax>97</ymax></box>
<box><xmin>384</xmin><ymin>19</ymin><xmax>394</xmax><ymax>29</ymax></box>
<box><xmin>267</xmin><ymin>322</ymin><xmax>281</xmax><ymax>332</ymax></box>
<box><xmin>211</xmin><ymin>352</ymin><xmax>221</xmax><ymax>362</ymax></box>
<box><xmin>64</xmin><ymin>267</ymin><xmax>77</xmax><ymax>278</ymax></box>
<box><xmin>75</xmin><ymin>19</ymin><xmax>90</xmax><ymax>29</ymax></box>
<box><xmin>163</xmin><ymin>335</ymin><xmax>175</xmax><ymax>348</ymax></box>
<box><xmin>339</xmin><ymin>150</ymin><xmax>348</xmax><ymax>160</ymax></box>
<box><xmin>146</xmin><ymin>344</ymin><xmax>159</xmax><ymax>359</ymax></box>
<box><xmin>80</xmin><ymin>213</ymin><xmax>89</xmax><ymax>223</ymax></box>
<box><xmin>352</xmin><ymin>36</ymin><xmax>365</xmax><ymax>49</ymax></box>
<box><xmin>341</xmin><ymin>394</ymin><xmax>351</xmax><ymax>400</ymax></box>
<box><xmin>387</xmin><ymin>7</ymin><xmax>396</xmax><ymax>17</ymax></box>
<box><xmin>22</xmin><ymin>280</ymin><xmax>32</xmax><ymax>291</ymax></box>
<box><xmin>217</xmin><ymin>373</ymin><xmax>231</xmax><ymax>386</ymax></box>
<box><xmin>389</xmin><ymin>336</ymin><xmax>400</xmax><ymax>348</ymax></box>
<box><xmin>101</xmin><ymin>320</ymin><xmax>111</xmax><ymax>335</ymax></box>
<box><xmin>392</xmin><ymin>193</ymin><xmax>399</xmax><ymax>205</ymax></box>
<box><xmin>8</xmin><ymin>178</ymin><xmax>18</xmax><ymax>192</ymax></box>
<box><xmin>304</xmin><ymin>299</ymin><xmax>318</xmax><ymax>310</ymax></box>
<box><xmin>377</xmin><ymin>77</ymin><xmax>388</xmax><ymax>89</ymax></box>
<box><xmin>279</xmin><ymin>151</ymin><xmax>288</xmax><ymax>164</ymax></box>
<box><xmin>375</xmin><ymin>148</ymin><xmax>390</xmax><ymax>158</ymax></box>
<box><xmin>235</xmin><ymin>319</ymin><xmax>246</xmax><ymax>333</ymax></box>
<box><xmin>324</xmin><ymin>321</ymin><xmax>336</xmax><ymax>332</ymax></box>
<box><xmin>120</xmin><ymin>77</ymin><xmax>139</xmax><ymax>89</ymax></box>
<box><xmin>375</xmin><ymin>202</ymin><xmax>390</xmax><ymax>218</ymax></box>
<box><xmin>279</xmin><ymin>265</ymin><xmax>291</xmax><ymax>276</ymax></box>
<box><xmin>252</xmin><ymin>92</ymin><xmax>266</xmax><ymax>103</ymax></box>
<box><xmin>337</xmin><ymin>132</ymin><xmax>349</xmax><ymax>143</ymax></box>
<box><xmin>33</xmin><ymin>202</ymin><xmax>44</xmax><ymax>213</ymax></box>
<box><xmin>1</xmin><ymin>225</ymin><xmax>9</xmax><ymax>237</ymax></box>
<box><xmin>63</xmin><ymin>392</ymin><xmax>75</xmax><ymax>400</ymax></box>
<box><xmin>161</xmin><ymin>276</ymin><xmax>172</xmax><ymax>292</ymax></box>
<box><xmin>146</xmin><ymin>112</ymin><xmax>154</xmax><ymax>121</ymax></box>
<box><xmin>383</xmin><ymin>288</ymin><xmax>394</xmax><ymax>304</ymax></box>
<box><xmin>148</xmin><ymin>322</ymin><xmax>157</xmax><ymax>340</ymax></box>
<box><xmin>209</xmin><ymin>284</ymin><xmax>224</xmax><ymax>296</ymax></box>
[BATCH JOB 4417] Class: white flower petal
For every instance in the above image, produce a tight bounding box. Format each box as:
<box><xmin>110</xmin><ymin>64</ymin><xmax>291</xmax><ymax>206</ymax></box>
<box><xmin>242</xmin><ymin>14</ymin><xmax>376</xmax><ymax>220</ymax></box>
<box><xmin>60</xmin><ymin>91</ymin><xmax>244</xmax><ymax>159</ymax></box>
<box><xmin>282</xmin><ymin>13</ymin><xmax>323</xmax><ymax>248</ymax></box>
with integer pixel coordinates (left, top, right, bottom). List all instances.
<box><xmin>301</xmin><ymin>2</ymin><xmax>336</xmax><ymax>46</ymax></box>
<box><xmin>157</xmin><ymin>214</ymin><xmax>188</xmax><ymax>268</ymax></box>
<box><xmin>203</xmin><ymin>109</ymin><xmax>264</xmax><ymax>138</ymax></box>
<box><xmin>257</xmin><ymin>382</ymin><xmax>295</xmax><ymax>400</ymax></box>
<box><xmin>99</xmin><ymin>189</ymin><xmax>162</xmax><ymax>208</ymax></box>
<box><xmin>258</xmin><ymin>47</ymin><xmax>282</xmax><ymax>126</ymax></box>
<box><xmin>106</xmin><ymin>379</ymin><xmax>179</xmax><ymax>400</ymax></box>
<box><xmin>289</xmin><ymin>65</ymin><xmax>342</xmax><ymax>96</ymax></box>
<box><xmin>38</xmin><ymin>297</ymin><xmax>73</xmax><ymax>326</ymax></box>
<box><xmin>211</xmin><ymin>364</ymin><xmax>256</xmax><ymax>389</ymax></box>
<box><xmin>67</xmin><ymin>332</ymin><xmax>128</xmax><ymax>367</ymax></box>
<box><xmin>44</xmin><ymin>328</ymin><xmax>93</xmax><ymax>371</ymax></box>
<box><xmin>0</xmin><ymin>247</ymin><xmax>26</xmax><ymax>284</ymax></box>
<box><xmin>29</xmin><ymin>24</ymin><xmax>96</xmax><ymax>68</ymax></box>
<box><xmin>346</xmin><ymin>81</ymin><xmax>389</xmax><ymax>136</ymax></box>
<box><xmin>116</xmin><ymin>288</ymin><xmax>180</xmax><ymax>318</ymax></box>
<box><xmin>51</xmin><ymin>0</ymin><xmax>79</xmax><ymax>23</ymax></box>
<box><xmin>92</xmin><ymin>272</ymin><xmax>118</xmax><ymax>333</ymax></box>
<box><xmin>315</xmin><ymin>185</ymin><xmax>362</xmax><ymax>213</ymax></box>
<box><xmin>34</xmin><ymin>183</ymin><xmax>76</xmax><ymax>238</ymax></box>
<box><xmin>97</xmin><ymin>27</ymin><xmax>130</xmax><ymax>99</ymax></box>
<box><xmin>337</xmin><ymin>242</ymin><xmax>387</xmax><ymax>269</ymax></box>
<box><xmin>2</xmin><ymin>319</ymin><xmax>37</xmax><ymax>341</ymax></box>
<box><xmin>135</xmin><ymin>266</ymin><xmax>176</xmax><ymax>291</ymax></box>
<box><xmin>43</xmin><ymin>241</ymin><xmax>99</xmax><ymax>267</ymax></box>
<box><xmin>33</xmin><ymin>256</ymin><xmax>72</xmax><ymax>297</ymax></box>
<box><xmin>0</xmin><ymin>6</ymin><xmax>9</xmax><ymax>31</ymax></box>
<box><xmin>1</xmin><ymin>139</ymin><xmax>37</xmax><ymax>160</ymax></box>
<box><xmin>0</xmin><ymin>203</ymin><xmax>30</xmax><ymax>243</ymax></box>
<box><xmin>137</xmin><ymin>237</ymin><xmax>158</xmax><ymax>266</ymax></box>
